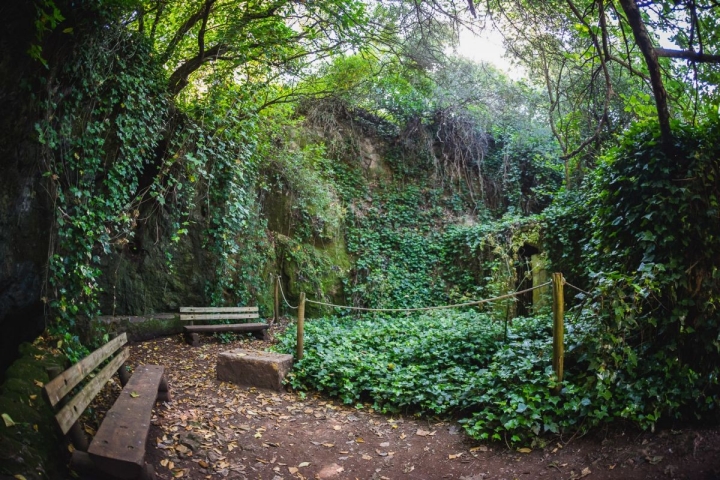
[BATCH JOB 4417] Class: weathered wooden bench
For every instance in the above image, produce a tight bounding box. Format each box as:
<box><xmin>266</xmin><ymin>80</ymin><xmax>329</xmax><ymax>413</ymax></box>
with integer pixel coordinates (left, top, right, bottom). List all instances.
<box><xmin>43</xmin><ymin>333</ymin><xmax>170</xmax><ymax>480</ymax></box>
<box><xmin>180</xmin><ymin>306</ymin><xmax>269</xmax><ymax>346</ymax></box>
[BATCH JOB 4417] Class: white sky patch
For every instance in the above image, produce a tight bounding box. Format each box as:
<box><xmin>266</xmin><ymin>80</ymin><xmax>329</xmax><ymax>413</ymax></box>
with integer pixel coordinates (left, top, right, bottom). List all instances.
<box><xmin>454</xmin><ymin>27</ymin><xmax>526</xmax><ymax>80</ymax></box>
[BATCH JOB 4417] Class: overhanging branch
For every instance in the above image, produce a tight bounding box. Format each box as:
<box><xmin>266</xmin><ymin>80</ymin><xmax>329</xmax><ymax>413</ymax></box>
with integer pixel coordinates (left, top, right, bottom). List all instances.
<box><xmin>655</xmin><ymin>47</ymin><xmax>720</xmax><ymax>63</ymax></box>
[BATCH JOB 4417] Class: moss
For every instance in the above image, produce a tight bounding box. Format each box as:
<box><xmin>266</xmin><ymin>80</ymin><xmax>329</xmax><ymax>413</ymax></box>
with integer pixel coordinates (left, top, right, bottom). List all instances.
<box><xmin>283</xmin><ymin>235</ymin><xmax>351</xmax><ymax>318</ymax></box>
<box><xmin>0</xmin><ymin>340</ymin><xmax>68</xmax><ymax>479</ymax></box>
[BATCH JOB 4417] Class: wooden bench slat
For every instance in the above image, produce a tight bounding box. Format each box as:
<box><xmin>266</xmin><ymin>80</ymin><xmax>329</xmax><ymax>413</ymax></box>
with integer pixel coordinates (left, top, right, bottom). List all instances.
<box><xmin>88</xmin><ymin>365</ymin><xmax>164</xmax><ymax>479</ymax></box>
<box><xmin>180</xmin><ymin>313</ymin><xmax>259</xmax><ymax>321</ymax></box>
<box><xmin>184</xmin><ymin>323</ymin><xmax>269</xmax><ymax>333</ymax></box>
<box><xmin>54</xmin><ymin>348</ymin><xmax>130</xmax><ymax>435</ymax></box>
<box><xmin>180</xmin><ymin>307</ymin><xmax>258</xmax><ymax>313</ymax></box>
<box><xmin>44</xmin><ymin>333</ymin><xmax>127</xmax><ymax>407</ymax></box>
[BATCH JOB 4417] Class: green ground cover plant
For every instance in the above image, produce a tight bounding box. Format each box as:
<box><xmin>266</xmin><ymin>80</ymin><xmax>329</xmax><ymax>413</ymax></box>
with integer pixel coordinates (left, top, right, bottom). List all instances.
<box><xmin>274</xmin><ymin>311</ymin><xmax>598</xmax><ymax>444</ymax></box>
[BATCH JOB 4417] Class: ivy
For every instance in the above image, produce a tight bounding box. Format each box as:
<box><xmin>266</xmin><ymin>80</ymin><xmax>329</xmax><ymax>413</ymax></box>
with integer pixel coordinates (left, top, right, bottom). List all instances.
<box><xmin>36</xmin><ymin>24</ymin><xmax>169</xmax><ymax>349</ymax></box>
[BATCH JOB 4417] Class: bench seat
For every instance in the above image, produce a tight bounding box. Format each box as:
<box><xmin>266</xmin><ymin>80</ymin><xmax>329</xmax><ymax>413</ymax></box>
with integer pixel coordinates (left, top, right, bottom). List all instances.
<box><xmin>180</xmin><ymin>306</ymin><xmax>267</xmax><ymax>345</ymax></box>
<box><xmin>183</xmin><ymin>322</ymin><xmax>269</xmax><ymax>334</ymax></box>
<box><xmin>88</xmin><ymin>365</ymin><xmax>164</xmax><ymax>479</ymax></box>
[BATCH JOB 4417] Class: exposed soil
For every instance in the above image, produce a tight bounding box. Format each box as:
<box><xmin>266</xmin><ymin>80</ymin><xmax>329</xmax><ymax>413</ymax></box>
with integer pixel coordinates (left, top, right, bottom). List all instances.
<box><xmin>89</xmin><ymin>323</ymin><xmax>720</xmax><ymax>480</ymax></box>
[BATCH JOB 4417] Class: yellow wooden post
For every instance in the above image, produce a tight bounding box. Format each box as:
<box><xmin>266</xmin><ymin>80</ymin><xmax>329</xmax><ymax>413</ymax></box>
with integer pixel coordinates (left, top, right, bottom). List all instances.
<box><xmin>274</xmin><ymin>275</ymin><xmax>280</xmax><ymax>323</ymax></box>
<box><xmin>552</xmin><ymin>272</ymin><xmax>564</xmax><ymax>393</ymax></box>
<box><xmin>297</xmin><ymin>292</ymin><xmax>305</xmax><ymax>360</ymax></box>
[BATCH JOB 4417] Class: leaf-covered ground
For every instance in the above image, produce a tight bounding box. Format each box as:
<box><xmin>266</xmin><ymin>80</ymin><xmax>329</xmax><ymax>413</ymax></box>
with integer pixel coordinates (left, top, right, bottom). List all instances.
<box><xmin>86</xmin><ymin>326</ymin><xmax>720</xmax><ymax>480</ymax></box>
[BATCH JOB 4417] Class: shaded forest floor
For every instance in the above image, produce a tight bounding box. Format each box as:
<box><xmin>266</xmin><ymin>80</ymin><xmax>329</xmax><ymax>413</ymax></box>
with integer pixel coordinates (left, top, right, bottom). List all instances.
<box><xmin>88</xmin><ymin>324</ymin><xmax>720</xmax><ymax>480</ymax></box>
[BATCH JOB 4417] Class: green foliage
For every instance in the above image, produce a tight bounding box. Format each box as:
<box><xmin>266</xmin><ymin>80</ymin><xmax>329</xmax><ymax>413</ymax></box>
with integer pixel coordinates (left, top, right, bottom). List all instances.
<box><xmin>542</xmin><ymin>119</ymin><xmax>720</xmax><ymax>427</ymax></box>
<box><xmin>273</xmin><ymin>312</ymin><xmax>594</xmax><ymax>444</ymax></box>
<box><xmin>36</xmin><ymin>23</ymin><xmax>168</xmax><ymax>349</ymax></box>
<box><xmin>587</xmin><ymin>120</ymin><xmax>720</xmax><ymax>396</ymax></box>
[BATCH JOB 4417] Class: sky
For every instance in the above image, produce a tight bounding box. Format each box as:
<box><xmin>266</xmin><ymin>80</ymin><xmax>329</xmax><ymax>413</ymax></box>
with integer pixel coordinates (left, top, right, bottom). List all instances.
<box><xmin>454</xmin><ymin>26</ymin><xmax>525</xmax><ymax>79</ymax></box>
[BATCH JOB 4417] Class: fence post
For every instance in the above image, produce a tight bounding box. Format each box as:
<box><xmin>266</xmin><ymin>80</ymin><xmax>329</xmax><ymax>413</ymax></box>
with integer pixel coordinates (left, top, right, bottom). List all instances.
<box><xmin>274</xmin><ymin>275</ymin><xmax>280</xmax><ymax>323</ymax></box>
<box><xmin>297</xmin><ymin>292</ymin><xmax>306</xmax><ymax>360</ymax></box>
<box><xmin>552</xmin><ymin>272</ymin><xmax>564</xmax><ymax>393</ymax></box>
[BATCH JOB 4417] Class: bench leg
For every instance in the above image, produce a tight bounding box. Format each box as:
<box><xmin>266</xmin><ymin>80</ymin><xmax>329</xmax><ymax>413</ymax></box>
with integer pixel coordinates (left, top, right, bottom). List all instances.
<box><xmin>184</xmin><ymin>332</ymin><xmax>200</xmax><ymax>346</ymax></box>
<box><xmin>157</xmin><ymin>375</ymin><xmax>172</xmax><ymax>403</ymax></box>
<box><xmin>139</xmin><ymin>464</ymin><xmax>156</xmax><ymax>480</ymax></box>
<box><xmin>118</xmin><ymin>362</ymin><xmax>131</xmax><ymax>387</ymax></box>
<box><xmin>251</xmin><ymin>329</ymin><xmax>268</xmax><ymax>341</ymax></box>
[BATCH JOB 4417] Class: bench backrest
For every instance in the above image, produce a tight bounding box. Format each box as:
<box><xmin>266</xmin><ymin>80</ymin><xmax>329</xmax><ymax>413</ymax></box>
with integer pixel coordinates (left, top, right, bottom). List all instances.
<box><xmin>179</xmin><ymin>306</ymin><xmax>259</xmax><ymax>322</ymax></box>
<box><xmin>43</xmin><ymin>333</ymin><xmax>128</xmax><ymax>435</ymax></box>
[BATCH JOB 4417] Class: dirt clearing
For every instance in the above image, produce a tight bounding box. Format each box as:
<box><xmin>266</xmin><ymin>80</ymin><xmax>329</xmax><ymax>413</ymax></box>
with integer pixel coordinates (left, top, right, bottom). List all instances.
<box><xmin>93</xmin><ymin>332</ymin><xmax>720</xmax><ymax>480</ymax></box>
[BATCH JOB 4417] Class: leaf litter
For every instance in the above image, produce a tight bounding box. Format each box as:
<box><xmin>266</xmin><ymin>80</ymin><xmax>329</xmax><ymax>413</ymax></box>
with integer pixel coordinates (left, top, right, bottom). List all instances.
<box><xmin>88</xmin><ymin>328</ymin><xmax>720</xmax><ymax>480</ymax></box>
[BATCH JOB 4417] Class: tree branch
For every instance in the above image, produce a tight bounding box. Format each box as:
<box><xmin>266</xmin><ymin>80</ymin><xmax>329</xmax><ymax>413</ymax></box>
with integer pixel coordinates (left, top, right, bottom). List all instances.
<box><xmin>655</xmin><ymin>47</ymin><xmax>720</xmax><ymax>63</ymax></box>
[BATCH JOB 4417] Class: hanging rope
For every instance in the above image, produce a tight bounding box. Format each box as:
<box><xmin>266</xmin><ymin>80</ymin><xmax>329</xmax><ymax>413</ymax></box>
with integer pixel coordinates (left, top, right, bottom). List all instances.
<box><xmin>275</xmin><ymin>274</ymin><xmax>299</xmax><ymax>310</ymax></box>
<box><xmin>302</xmin><ymin>281</ymin><xmax>552</xmax><ymax>313</ymax></box>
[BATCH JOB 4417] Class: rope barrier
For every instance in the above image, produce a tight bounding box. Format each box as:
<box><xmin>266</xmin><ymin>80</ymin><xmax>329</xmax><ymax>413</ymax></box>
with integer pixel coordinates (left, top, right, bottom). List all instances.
<box><xmin>303</xmin><ymin>281</ymin><xmax>553</xmax><ymax>313</ymax></box>
<box><xmin>275</xmin><ymin>274</ymin><xmax>299</xmax><ymax>310</ymax></box>
<box><xmin>564</xmin><ymin>281</ymin><xmax>592</xmax><ymax>296</ymax></box>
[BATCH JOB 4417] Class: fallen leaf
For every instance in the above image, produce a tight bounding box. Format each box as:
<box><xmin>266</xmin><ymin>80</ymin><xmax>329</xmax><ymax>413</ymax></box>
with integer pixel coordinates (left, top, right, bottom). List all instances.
<box><xmin>448</xmin><ymin>452</ymin><xmax>463</xmax><ymax>459</ymax></box>
<box><xmin>518</xmin><ymin>448</ymin><xmax>532</xmax><ymax>454</ymax></box>
<box><xmin>333</xmin><ymin>425</ymin><xmax>342</xmax><ymax>431</ymax></box>
<box><xmin>84</xmin><ymin>425</ymin><xmax>96</xmax><ymax>436</ymax></box>
<box><xmin>13</xmin><ymin>475</ymin><xmax>27</xmax><ymax>480</ymax></box>
<box><xmin>34</xmin><ymin>380</ymin><xmax>43</xmax><ymax>388</ymax></box>
<box><xmin>298</xmin><ymin>461</ymin><xmax>310</xmax><ymax>467</ymax></box>
<box><xmin>376</xmin><ymin>449</ymin><xmax>388</xmax><ymax>457</ymax></box>
<box><xmin>415</xmin><ymin>429</ymin><xmax>435</xmax><ymax>437</ymax></box>
<box><xmin>198</xmin><ymin>460</ymin><xmax>209</xmax><ymax>468</ymax></box>
<box><xmin>470</xmin><ymin>446</ymin><xmax>488</xmax><ymax>453</ymax></box>
<box><xmin>355</xmin><ymin>437</ymin><xmax>365</xmax><ymax>443</ymax></box>
<box><xmin>2</xmin><ymin>413</ymin><xmax>16</xmax><ymax>427</ymax></box>
<box><xmin>647</xmin><ymin>455</ymin><xmax>664</xmax><ymax>465</ymax></box>
<box><xmin>322</xmin><ymin>443</ymin><xmax>334</xmax><ymax>448</ymax></box>
<box><xmin>580</xmin><ymin>467</ymin><xmax>591</xmax><ymax>477</ymax></box>
<box><xmin>362</xmin><ymin>454</ymin><xmax>372</xmax><ymax>460</ymax></box>
<box><xmin>160</xmin><ymin>459</ymin><xmax>168</xmax><ymax>467</ymax></box>
<box><xmin>379</xmin><ymin>442</ymin><xmax>390</xmax><ymax>447</ymax></box>
<box><xmin>288</xmin><ymin>467</ymin><xmax>298</xmax><ymax>474</ymax></box>
<box><xmin>29</xmin><ymin>395</ymin><xmax>37</xmax><ymax>401</ymax></box>
<box><xmin>130</xmin><ymin>391</ymin><xmax>140</xmax><ymax>398</ymax></box>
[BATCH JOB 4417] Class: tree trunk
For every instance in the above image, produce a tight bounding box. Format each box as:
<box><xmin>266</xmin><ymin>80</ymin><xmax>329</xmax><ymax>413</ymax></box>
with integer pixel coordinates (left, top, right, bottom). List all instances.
<box><xmin>617</xmin><ymin>0</ymin><xmax>673</xmax><ymax>152</ymax></box>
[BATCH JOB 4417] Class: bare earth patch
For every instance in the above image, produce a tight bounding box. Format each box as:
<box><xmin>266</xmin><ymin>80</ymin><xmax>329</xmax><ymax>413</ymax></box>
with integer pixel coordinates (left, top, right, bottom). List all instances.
<box><xmin>94</xmin><ymin>328</ymin><xmax>720</xmax><ymax>480</ymax></box>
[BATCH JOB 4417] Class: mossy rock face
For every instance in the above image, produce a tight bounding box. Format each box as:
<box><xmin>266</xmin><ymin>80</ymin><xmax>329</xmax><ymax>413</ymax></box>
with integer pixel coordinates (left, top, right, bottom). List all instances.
<box><xmin>283</xmin><ymin>236</ymin><xmax>351</xmax><ymax>318</ymax></box>
<box><xmin>0</xmin><ymin>341</ymin><xmax>68</xmax><ymax>479</ymax></box>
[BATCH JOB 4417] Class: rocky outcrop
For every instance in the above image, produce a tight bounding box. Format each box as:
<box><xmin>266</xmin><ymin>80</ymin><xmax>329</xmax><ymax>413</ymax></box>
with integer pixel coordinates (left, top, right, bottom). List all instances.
<box><xmin>0</xmin><ymin>6</ymin><xmax>52</xmax><ymax>377</ymax></box>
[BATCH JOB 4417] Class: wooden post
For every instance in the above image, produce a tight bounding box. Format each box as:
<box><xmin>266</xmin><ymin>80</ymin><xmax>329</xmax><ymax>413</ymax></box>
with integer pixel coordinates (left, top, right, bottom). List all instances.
<box><xmin>552</xmin><ymin>272</ymin><xmax>564</xmax><ymax>393</ymax></box>
<box><xmin>274</xmin><ymin>275</ymin><xmax>280</xmax><ymax>324</ymax></box>
<box><xmin>297</xmin><ymin>292</ymin><xmax>306</xmax><ymax>360</ymax></box>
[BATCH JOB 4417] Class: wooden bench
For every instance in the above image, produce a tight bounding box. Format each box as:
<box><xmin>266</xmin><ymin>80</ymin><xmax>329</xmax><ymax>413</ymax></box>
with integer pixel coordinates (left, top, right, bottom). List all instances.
<box><xmin>43</xmin><ymin>333</ymin><xmax>170</xmax><ymax>480</ymax></box>
<box><xmin>180</xmin><ymin>306</ymin><xmax>269</xmax><ymax>346</ymax></box>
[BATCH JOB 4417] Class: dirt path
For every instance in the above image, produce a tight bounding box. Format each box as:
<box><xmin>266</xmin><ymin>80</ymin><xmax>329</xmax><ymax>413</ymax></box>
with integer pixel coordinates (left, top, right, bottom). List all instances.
<box><xmin>107</xmin><ymin>332</ymin><xmax>720</xmax><ymax>480</ymax></box>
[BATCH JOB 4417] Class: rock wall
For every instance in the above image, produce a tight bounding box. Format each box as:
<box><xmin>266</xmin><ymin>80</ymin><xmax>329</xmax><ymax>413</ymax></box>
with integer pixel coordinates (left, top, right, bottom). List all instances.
<box><xmin>0</xmin><ymin>4</ymin><xmax>52</xmax><ymax>377</ymax></box>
